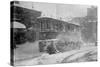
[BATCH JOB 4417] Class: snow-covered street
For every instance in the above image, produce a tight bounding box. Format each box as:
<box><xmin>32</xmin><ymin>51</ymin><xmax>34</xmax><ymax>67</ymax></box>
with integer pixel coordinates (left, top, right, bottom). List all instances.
<box><xmin>14</xmin><ymin>45</ymin><xmax>97</xmax><ymax>66</ymax></box>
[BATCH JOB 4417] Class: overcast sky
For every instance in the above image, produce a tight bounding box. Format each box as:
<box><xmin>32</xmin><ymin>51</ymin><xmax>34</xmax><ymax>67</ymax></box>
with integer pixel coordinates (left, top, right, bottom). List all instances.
<box><xmin>15</xmin><ymin>1</ymin><xmax>92</xmax><ymax>22</ymax></box>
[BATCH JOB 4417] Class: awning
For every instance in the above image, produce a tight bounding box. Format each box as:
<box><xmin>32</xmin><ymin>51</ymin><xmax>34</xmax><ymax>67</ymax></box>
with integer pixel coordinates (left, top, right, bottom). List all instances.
<box><xmin>13</xmin><ymin>21</ymin><xmax>26</xmax><ymax>28</ymax></box>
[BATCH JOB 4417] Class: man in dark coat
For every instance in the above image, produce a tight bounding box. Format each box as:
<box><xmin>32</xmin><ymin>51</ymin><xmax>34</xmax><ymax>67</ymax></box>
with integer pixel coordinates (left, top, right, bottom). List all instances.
<box><xmin>46</xmin><ymin>41</ymin><xmax>57</xmax><ymax>54</ymax></box>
